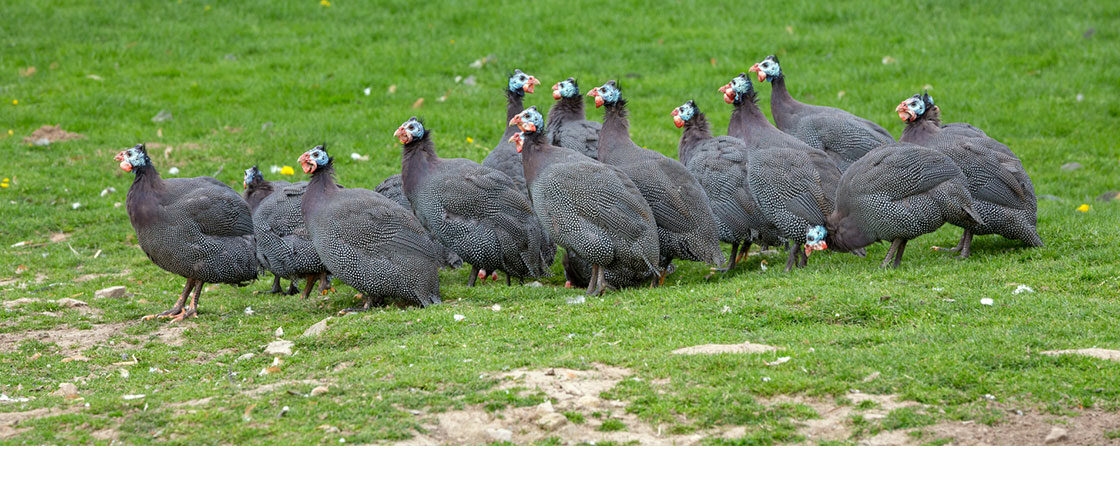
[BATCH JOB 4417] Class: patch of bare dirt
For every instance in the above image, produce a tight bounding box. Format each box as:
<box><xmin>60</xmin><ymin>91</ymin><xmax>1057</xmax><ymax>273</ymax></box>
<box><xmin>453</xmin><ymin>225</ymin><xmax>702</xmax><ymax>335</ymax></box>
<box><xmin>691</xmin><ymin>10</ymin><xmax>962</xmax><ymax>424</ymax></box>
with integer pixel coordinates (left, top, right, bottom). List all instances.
<box><xmin>23</xmin><ymin>125</ymin><xmax>85</xmax><ymax>144</ymax></box>
<box><xmin>0</xmin><ymin>321</ymin><xmax>128</xmax><ymax>355</ymax></box>
<box><xmin>1042</xmin><ymin>349</ymin><xmax>1120</xmax><ymax>362</ymax></box>
<box><xmin>72</xmin><ymin>269</ymin><xmax>130</xmax><ymax>283</ymax></box>
<box><xmin>918</xmin><ymin>410</ymin><xmax>1120</xmax><ymax>446</ymax></box>
<box><xmin>398</xmin><ymin>364</ymin><xmax>706</xmax><ymax>446</ymax></box>
<box><xmin>0</xmin><ymin>407</ymin><xmax>80</xmax><ymax>440</ymax></box>
<box><xmin>744</xmin><ymin>392</ymin><xmax>921</xmax><ymax>444</ymax></box>
<box><xmin>672</xmin><ymin>341</ymin><xmax>779</xmax><ymax>355</ymax></box>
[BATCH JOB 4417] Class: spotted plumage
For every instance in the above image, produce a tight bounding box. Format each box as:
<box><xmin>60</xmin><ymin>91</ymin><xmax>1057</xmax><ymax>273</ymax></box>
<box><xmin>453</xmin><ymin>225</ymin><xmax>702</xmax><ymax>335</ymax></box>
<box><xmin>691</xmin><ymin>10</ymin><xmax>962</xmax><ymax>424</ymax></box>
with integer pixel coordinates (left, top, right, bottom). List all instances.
<box><xmin>481</xmin><ymin>69</ymin><xmax>540</xmax><ymax>198</ymax></box>
<box><xmin>375</xmin><ymin>173</ymin><xmax>464</xmax><ymax>269</ymax></box>
<box><xmin>397</xmin><ymin>118</ymin><xmax>554</xmax><ymax>285</ymax></box>
<box><xmin>546</xmin><ymin>77</ymin><xmax>602</xmax><ymax>159</ymax></box>
<box><xmin>251</xmin><ymin>181</ymin><xmax>331</xmax><ymax>298</ymax></box>
<box><xmin>510</xmin><ymin>106</ymin><xmax>660</xmax><ymax>295</ymax></box>
<box><xmin>591</xmin><ymin>81</ymin><xmax>725</xmax><ymax>274</ymax></box>
<box><xmin>898</xmin><ymin>93</ymin><xmax>1042</xmax><ymax>257</ymax></box>
<box><xmin>118</xmin><ymin>144</ymin><xmax>258</xmax><ymax>320</ymax></box>
<box><xmin>299</xmin><ymin>145</ymin><xmax>442</xmax><ymax>309</ymax></box>
<box><xmin>751</xmin><ymin>55</ymin><xmax>894</xmax><ymax>172</ymax></box>
<box><xmin>809</xmin><ymin>143</ymin><xmax>984</xmax><ymax>268</ymax></box>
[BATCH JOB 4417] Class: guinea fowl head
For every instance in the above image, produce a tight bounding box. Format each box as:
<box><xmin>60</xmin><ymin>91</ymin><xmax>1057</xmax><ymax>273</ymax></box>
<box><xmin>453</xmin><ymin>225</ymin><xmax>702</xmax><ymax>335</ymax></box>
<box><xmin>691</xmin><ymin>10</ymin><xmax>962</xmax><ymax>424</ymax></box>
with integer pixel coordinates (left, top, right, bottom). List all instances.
<box><xmin>115</xmin><ymin>144</ymin><xmax>150</xmax><ymax>173</ymax></box>
<box><xmin>394</xmin><ymin>117</ymin><xmax>427</xmax><ymax>145</ymax></box>
<box><xmin>298</xmin><ymin>144</ymin><xmax>331</xmax><ymax>174</ymax></box>
<box><xmin>897</xmin><ymin>91</ymin><xmax>935</xmax><ymax>123</ymax></box>
<box><xmin>243</xmin><ymin>165</ymin><xmax>263</xmax><ymax>189</ymax></box>
<box><xmin>804</xmin><ymin>225</ymin><xmax>829</xmax><ymax>256</ymax></box>
<box><xmin>719</xmin><ymin>73</ymin><xmax>756</xmax><ymax>105</ymax></box>
<box><xmin>671</xmin><ymin>100</ymin><xmax>698</xmax><ymax>128</ymax></box>
<box><xmin>508</xmin><ymin>106</ymin><xmax>544</xmax><ymax>152</ymax></box>
<box><xmin>749</xmin><ymin>55</ymin><xmax>782</xmax><ymax>83</ymax></box>
<box><xmin>552</xmin><ymin>77</ymin><xmax>580</xmax><ymax>100</ymax></box>
<box><xmin>508</xmin><ymin>69</ymin><xmax>540</xmax><ymax>96</ymax></box>
<box><xmin>587</xmin><ymin>80</ymin><xmax>621</xmax><ymax>108</ymax></box>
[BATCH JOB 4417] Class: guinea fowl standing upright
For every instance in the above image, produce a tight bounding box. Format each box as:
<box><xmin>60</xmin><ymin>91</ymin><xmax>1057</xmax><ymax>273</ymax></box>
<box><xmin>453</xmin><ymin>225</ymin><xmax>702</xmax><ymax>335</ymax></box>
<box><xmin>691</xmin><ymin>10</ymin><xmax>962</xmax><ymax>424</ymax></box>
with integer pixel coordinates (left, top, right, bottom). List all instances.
<box><xmin>396</xmin><ymin>117</ymin><xmax>553</xmax><ymax>286</ymax></box>
<box><xmin>509</xmin><ymin>106</ymin><xmax>660</xmax><ymax>295</ymax></box>
<box><xmin>750</xmin><ymin>55</ymin><xmax>893</xmax><ymax>172</ymax></box>
<box><xmin>672</xmin><ymin>100</ymin><xmax>778</xmax><ymax>271</ymax></box>
<box><xmin>804</xmin><ymin>143</ymin><xmax>984</xmax><ymax>268</ymax></box>
<box><xmin>375</xmin><ymin>173</ymin><xmax>463</xmax><ymax>269</ymax></box>
<box><xmin>299</xmin><ymin>144</ymin><xmax>443</xmax><ymax>310</ymax></box>
<box><xmin>241</xmin><ymin>166</ymin><xmax>319</xmax><ymax>296</ymax></box>
<box><xmin>117</xmin><ymin>144</ymin><xmax>257</xmax><ymax>320</ymax></box>
<box><xmin>482</xmin><ymin>69</ymin><xmax>540</xmax><ymax>198</ymax></box>
<box><xmin>546</xmin><ymin>77</ymin><xmax>601</xmax><ymax>159</ymax></box>
<box><xmin>897</xmin><ymin>92</ymin><xmax>1042</xmax><ymax>257</ymax></box>
<box><xmin>590</xmin><ymin>80</ymin><xmax>724</xmax><ymax>278</ymax></box>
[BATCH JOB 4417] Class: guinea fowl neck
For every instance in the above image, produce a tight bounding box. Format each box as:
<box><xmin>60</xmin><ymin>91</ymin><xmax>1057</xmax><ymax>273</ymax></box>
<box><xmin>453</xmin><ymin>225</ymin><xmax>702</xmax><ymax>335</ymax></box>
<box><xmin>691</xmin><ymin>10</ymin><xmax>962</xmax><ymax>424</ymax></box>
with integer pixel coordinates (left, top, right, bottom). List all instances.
<box><xmin>599</xmin><ymin>100</ymin><xmax>637</xmax><ymax>161</ymax></box>
<box><xmin>502</xmin><ymin>89</ymin><xmax>526</xmax><ymax>141</ymax></box>
<box><xmin>728</xmin><ymin>94</ymin><xmax>777</xmax><ymax>145</ymax></box>
<box><xmin>768</xmin><ymin>76</ymin><xmax>799</xmax><ymax>128</ymax></box>
<box><xmin>400</xmin><ymin>134</ymin><xmax>441</xmax><ymax>198</ymax></box>
<box><xmin>678</xmin><ymin>112</ymin><xmax>713</xmax><ymax>166</ymax></box>
<box><xmin>546</xmin><ymin>95</ymin><xmax>586</xmax><ymax>129</ymax></box>
<box><xmin>519</xmin><ymin>131</ymin><xmax>553</xmax><ymax>186</ymax></box>
<box><xmin>900</xmin><ymin>107</ymin><xmax>943</xmax><ymax>144</ymax></box>
<box><xmin>243</xmin><ymin>181</ymin><xmax>274</xmax><ymax>213</ymax></box>
<box><xmin>125</xmin><ymin>163</ymin><xmax>165</xmax><ymax>230</ymax></box>
<box><xmin>301</xmin><ymin>162</ymin><xmax>341</xmax><ymax>219</ymax></box>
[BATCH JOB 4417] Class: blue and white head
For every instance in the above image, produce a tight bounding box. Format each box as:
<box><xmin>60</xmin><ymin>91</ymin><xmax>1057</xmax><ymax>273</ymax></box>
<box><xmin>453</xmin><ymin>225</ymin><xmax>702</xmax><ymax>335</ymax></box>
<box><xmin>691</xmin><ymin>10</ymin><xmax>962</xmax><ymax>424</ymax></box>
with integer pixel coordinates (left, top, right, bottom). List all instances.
<box><xmin>243</xmin><ymin>165</ymin><xmax>263</xmax><ymax>189</ymax></box>
<box><xmin>897</xmin><ymin>91</ymin><xmax>935</xmax><ymax>123</ymax></box>
<box><xmin>552</xmin><ymin>77</ymin><xmax>580</xmax><ymax>100</ymax></box>
<box><xmin>750</xmin><ymin>55</ymin><xmax>782</xmax><ymax>83</ymax></box>
<box><xmin>804</xmin><ymin>225</ymin><xmax>828</xmax><ymax>256</ymax></box>
<box><xmin>508</xmin><ymin>69</ymin><xmax>540</xmax><ymax>96</ymax></box>
<box><xmin>115</xmin><ymin>144</ymin><xmax>150</xmax><ymax>173</ymax></box>
<box><xmin>719</xmin><ymin>73</ymin><xmax>755</xmax><ymax>105</ymax></box>
<box><xmin>394</xmin><ymin>117</ymin><xmax>426</xmax><ymax>145</ymax></box>
<box><xmin>671</xmin><ymin>100</ymin><xmax>698</xmax><ymax>128</ymax></box>
<box><xmin>588</xmin><ymin>80</ymin><xmax>621</xmax><ymax>108</ymax></box>
<box><xmin>298</xmin><ymin>144</ymin><xmax>331</xmax><ymax>175</ymax></box>
<box><xmin>509</xmin><ymin>106</ymin><xmax>544</xmax><ymax>133</ymax></box>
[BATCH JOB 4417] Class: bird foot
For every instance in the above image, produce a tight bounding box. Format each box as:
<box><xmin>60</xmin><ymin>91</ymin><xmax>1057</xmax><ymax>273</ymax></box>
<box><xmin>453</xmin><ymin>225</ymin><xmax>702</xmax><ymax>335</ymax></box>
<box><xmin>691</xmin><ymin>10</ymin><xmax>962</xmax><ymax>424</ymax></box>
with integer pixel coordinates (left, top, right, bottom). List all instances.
<box><xmin>932</xmin><ymin>245</ymin><xmax>962</xmax><ymax>253</ymax></box>
<box><xmin>168</xmin><ymin>307</ymin><xmax>197</xmax><ymax>323</ymax></box>
<box><xmin>564</xmin><ymin>281</ymin><xmax>572</xmax><ymax>288</ymax></box>
<box><xmin>320</xmin><ymin>288</ymin><xmax>336</xmax><ymax>296</ymax></box>
<box><xmin>337</xmin><ymin>306</ymin><xmax>369</xmax><ymax>316</ymax></box>
<box><xmin>141</xmin><ymin>306</ymin><xmax>183</xmax><ymax>321</ymax></box>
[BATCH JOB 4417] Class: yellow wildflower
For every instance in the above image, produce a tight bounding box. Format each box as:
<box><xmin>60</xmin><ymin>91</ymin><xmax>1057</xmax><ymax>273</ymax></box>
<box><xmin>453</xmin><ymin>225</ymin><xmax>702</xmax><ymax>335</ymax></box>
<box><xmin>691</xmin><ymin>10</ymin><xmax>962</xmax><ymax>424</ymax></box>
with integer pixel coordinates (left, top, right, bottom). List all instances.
<box><xmin>0</xmin><ymin>183</ymin><xmax>8</xmax><ymax>189</ymax></box>
<box><xmin>11</xmin><ymin>100</ymin><xmax>17</xmax><ymax>105</ymax></box>
<box><xmin>466</xmin><ymin>137</ymin><xmax>473</xmax><ymax>144</ymax></box>
<box><xmin>6</xmin><ymin>130</ymin><xmax>11</xmax><ymax>136</ymax></box>
<box><xmin>204</xmin><ymin>5</ymin><xmax>211</xmax><ymax>11</ymax></box>
<box><xmin>1076</xmin><ymin>204</ymin><xmax>1090</xmax><ymax>212</ymax></box>
<box><xmin>280</xmin><ymin>166</ymin><xmax>295</xmax><ymax>175</ymax></box>
<box><xmin>320</xmin><ymin>0</ymin><xmax>330</xmax><ymax>6</ymax></box>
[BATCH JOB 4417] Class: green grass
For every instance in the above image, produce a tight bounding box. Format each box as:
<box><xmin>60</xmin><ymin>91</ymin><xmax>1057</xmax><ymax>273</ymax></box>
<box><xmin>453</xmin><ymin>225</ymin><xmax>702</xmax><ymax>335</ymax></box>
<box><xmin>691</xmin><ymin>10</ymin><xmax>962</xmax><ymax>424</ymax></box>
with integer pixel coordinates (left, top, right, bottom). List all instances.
<box><xmin>2</xmin><ymin>0</ymin><xmax>1120</xmax><ymax>445</ymax></box>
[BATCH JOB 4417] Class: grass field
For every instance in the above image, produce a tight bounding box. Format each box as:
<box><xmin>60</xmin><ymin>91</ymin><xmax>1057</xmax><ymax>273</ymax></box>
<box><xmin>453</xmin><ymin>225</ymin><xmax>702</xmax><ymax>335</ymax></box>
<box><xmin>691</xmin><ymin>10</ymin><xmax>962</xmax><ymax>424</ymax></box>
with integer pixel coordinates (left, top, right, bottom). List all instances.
<box><xmin>2</xmin><ymin>0</ymin><xmax>1119</xmax><ymax>445</ymax></box>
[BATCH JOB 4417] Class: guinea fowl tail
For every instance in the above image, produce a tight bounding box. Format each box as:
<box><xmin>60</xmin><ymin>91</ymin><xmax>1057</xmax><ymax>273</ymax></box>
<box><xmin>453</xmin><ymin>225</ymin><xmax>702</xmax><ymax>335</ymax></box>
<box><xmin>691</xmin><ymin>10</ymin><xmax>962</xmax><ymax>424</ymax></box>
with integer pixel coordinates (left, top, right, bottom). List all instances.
<box><xmin>1020</xmin><ymin>226</ymin><xmax>1044</xmax><ymax>248</ymax></box>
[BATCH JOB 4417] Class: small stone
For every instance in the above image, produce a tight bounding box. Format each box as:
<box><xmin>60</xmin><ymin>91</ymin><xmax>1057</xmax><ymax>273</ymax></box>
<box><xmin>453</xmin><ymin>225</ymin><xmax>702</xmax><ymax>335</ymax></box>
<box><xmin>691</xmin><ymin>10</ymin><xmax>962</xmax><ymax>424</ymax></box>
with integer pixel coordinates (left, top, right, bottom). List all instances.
<box><xmin>1044</xmin><ymin>426</ymin><xmax>1068</xmax><ymax>444</ymax></box>
<box><xmin>95</xmin><ymin>286</ymin><xmax>128</xmax><ymax>299</ymax></box>
<box><xmin>980</xmin><ymin>298</ymin><xmax>994</xmax><ymax>306</ymax></box>
<box><xmin>535</xmin><ymin>401</ymin><xmax>555</xmax><ymax>416</ymax></box>
<box><xmin>57</xmin><ymin>298</ymin><xmax>89</xmax><ymax>309</ymax></box>
<box><xmin>122</xmin><ymin>394</ymin><xmax>145</xmax><ymax>400</ymax></box>
<box><xmin>566</xmin><ymin>296</ymin><xmax>586</xmax><ymax>304</ymax></box>
<box><xmin>526</xmin><ymin>281</ymin><xmax>543</xmax><ymax>287</ymax></box>
<box><xmin>264</xmin><ymin>340</ymin><xmax>294</xmax><ymax>356</ymax></box>
<box><xmin>453</xmin><ymin>314</ymin><xmax>466</xmax><ymax>322</ymax></box>
<box><xmin>274</xmin><ymin>326</ymin><xmax>284</xmax><ymax>337</ymax></box>
<box><xmin>318</xmin><ymin>424</ymin><xmax>341</xmax><ymax>434</ymax></box>
<box><xmin>576</xmin><ymin>396</ymin><xmax>601</xmax><ymax>409</ymax></box>
<box><xmin>167</xmin><ymin>167</ymin><xmax>180</xmax><ymax>175</ymax></box>
<box><xmin>310</xmin><ymin>386</ymin><xmax>329</xmax><ymax>396</ymax></box>
<box><xmin>537</xmin><ymin>413</ymin><xmax>567</xmax><ymax>431</ymax></box>
<box><xmin>52</xmin><ymin>382</ymin><xmax>79</xmax><ymax>398</ymax></box>
<box><xmin>302</xmin><ymin>318</ymin><xmax>329</xmax><ymax>337</ymax></box>
<box><xmin>486</xmin><ymin>428</ymin><xmax>513</xmax><ymax>443</ymax></box>
<box><xmin>237</xmin><ymin>353</ymin><xmax>255</xmax><ymax>362</ymax></box>
<box><xmin>490</xmin><ymin>304</ymin><xmax>501</xmax><ymax>312</ymax></box>
<box><xmin>1095</xmin><ymin>191</ymin><xmax>1120</xmax><ymax>202</ymax></box>
<box><xmin>1060</xmin><ymin>162</ymin><xmax>1082</xmax><ymax>171</ymax></box>
<box><xmin>862</xmin><ymin>371</ymin><xmax>881</xmax><ymax>382</ymax></box>
<box><xmin>119</xmin><ymin>368</ymin><xmax>129</xmax><ymax>378</ymax></box>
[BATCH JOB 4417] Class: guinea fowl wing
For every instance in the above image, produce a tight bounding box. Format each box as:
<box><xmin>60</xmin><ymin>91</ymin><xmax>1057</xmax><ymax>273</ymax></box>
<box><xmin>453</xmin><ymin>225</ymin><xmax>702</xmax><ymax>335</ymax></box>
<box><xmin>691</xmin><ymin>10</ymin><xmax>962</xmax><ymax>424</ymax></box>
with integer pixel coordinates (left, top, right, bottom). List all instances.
<box><xmin>168</xmin><ymin>177</ymin><xmax>254</xmax><ymax>237</ymax></box>
<box><xmin>333</xmin><ymin>191</ymin><xmax>440</xmax><ymax>261</ymax></box>
<box><xmin>957</xmin><ymin>142</ymin><xmax>1029</xmax><ymax>208</ymax></box>
<box><xmin>555</xmin><ymin>120</ymin><xmax>602</xmax><ymax>159</ymax></box>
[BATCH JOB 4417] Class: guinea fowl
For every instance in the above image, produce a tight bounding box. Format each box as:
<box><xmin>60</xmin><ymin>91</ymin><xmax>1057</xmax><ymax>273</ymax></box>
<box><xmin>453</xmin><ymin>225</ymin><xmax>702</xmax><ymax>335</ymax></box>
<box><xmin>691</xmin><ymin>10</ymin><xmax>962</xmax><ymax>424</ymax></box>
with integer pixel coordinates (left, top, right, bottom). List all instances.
<box><xmin>374</xmin><ymin>173</ymin><xmax>463</xmax><ymax>269</ymax></box>
<box><xmin>590</xmin><ymin>80</ymin><xmax>724</xmax><ymax>278</ymax></box>
<box><xmin>481</xmin><ymin>69</ymin><xmax>540</xmax><ymax>198</ymax></box>
<box><xmin>396</xmin><ymin>117</ymin><xmax>553</xmax><ymax>286</ymax></box>
<box><xmin>242</xmin><ymin>166</ymin><xmax>318</xmax><ymax>296</ymax></box>
<box><xmin>252</xmin><ymin>181</ymin><xmax>333</xmax><ymax>299</ymax></box>
<box><xmin>509</xmin><ymin>106</ymin><xmax>660</xmax><ymax>295</ymax></box>
<box><xmin>750</xmin><ymin>55</ymin><xmax>893</xmax><ymax>172</ymax></box>
<box><xmin>546</xmin><ymin>77</ymin><xmax>601</xmax><ymax>159</ymax></box>
<box><xmin>804</xmin><ymin>143</ymin><xmax>984</xmax><ymax>268</ymax></box>
<box><xmin>299</xmin><ymin>144</ymin><xmax>443</xmax><ymax>310</ymax></box>
<box><xmin>117</xmin><ymin>144</ymin><xmax>257</xmax><ymax>320</ymax></box>
<box><xmin>897</xmin><ymin>92</ymin><xmax>1042</xmax><ymax>257</ymax></box>
<box><xmin>672</xmin><ymin>100</ymin><xmax>778</xmax><ymax>271</ymax></box>
<box><xmin>720</xmin><ymin>73</ymin><xmax>843</xmax><ymax>271</ymax></box>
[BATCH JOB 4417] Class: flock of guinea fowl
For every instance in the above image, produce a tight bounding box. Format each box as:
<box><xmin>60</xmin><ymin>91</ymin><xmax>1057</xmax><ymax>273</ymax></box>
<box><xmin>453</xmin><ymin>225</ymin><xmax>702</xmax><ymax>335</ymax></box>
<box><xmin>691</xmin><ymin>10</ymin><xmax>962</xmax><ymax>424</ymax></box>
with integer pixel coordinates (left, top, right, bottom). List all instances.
<box><xmin>114</xmin><ymin>54</ymin><xmax>1042</xmax><ymax>319</ymax></box>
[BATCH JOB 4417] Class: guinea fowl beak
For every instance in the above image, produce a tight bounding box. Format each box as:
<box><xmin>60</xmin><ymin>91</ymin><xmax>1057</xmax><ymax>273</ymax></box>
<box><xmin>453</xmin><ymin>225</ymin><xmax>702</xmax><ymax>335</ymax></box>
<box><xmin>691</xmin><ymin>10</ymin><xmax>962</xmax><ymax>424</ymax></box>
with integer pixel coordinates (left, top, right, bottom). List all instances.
<box><xmin>115</xmin><ymin>151</ymin><xmax>132</xmax><ymax>172</ymax></box>
<box><xmin>552</xmin><ymin>82</ymin><xmax>562</xmax><ymax>100</ymax></box>
<box><xmin>588</xmin><ymin>88</ymin><xmax>604</xmax><ymax>108</ymax></box>
<box><xmin>804</xmin><ymin>241</ymin><xmax>828</xmax><ymax>257</ymax></box>
<box><xmin>509</xmin><ymin>132</ymin><xmax>524</xmax><ymax>153</ymax></box>
<box><xmin>719</xmin><ymin>83</ymin><xmax>736</xmax><ymax>104</ymax></box>
<box><xmin>896</xmin><ymin>102</ymin><xmax>915</xmax><ymax>122</ymax></box>
<box><xmin>671</xmin><ymin>108</ymin><xmax>684</xmax><ymax>128</ymax></box>
<box><xmin>394</xmin><ymin>126</ymin><xmax>412</xmax><ymax>144</ymax></box>
<box><xmin>749</xmin><ymin>63</ymin><xmax>765</xmax><ymax>82</ymax></box>
<box><xmin>524</xmin><ymin>76</ymin><xmax>540</xmax><ymax>94</ymax></box>
<box><xmin>298</xmin><ymin>153</ymin><xmax>316</xmax><ymax>174</ymax></box>
<box><xmin>509</xmin><ymin>114</ymin><xmax>522</xmax><ymax>127</ymax></box>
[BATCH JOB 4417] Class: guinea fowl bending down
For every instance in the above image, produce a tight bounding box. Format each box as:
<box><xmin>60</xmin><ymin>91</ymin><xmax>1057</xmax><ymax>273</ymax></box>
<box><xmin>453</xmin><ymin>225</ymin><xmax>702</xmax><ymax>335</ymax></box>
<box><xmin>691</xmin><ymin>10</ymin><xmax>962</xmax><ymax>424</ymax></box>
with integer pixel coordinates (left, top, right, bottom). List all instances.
<box><xmin>672</xmin><ymin>100</ymin><xmax>778</xmax><ymax>272</ymax></box>
<box><xmin>897</xmin><ymin>92</ymin><xmax>1042</xmax><ymax>257</ymax></box>
<box><xmin>590</xmin><ymin>81</ymin><xmax>724</xmax><ymax>278</ymax></box>
<box><xmin>242</xmin><ymin>166</ymin><xmax>322</xmax><ymax>296</ymax></box>
<box><xmin>509</xmin><ymin>106</ymin><xmax>660</xmax><ymax>295</ymax></box>
<box><xmin>299</xmin><ymin>144</ymin><xmax>443</xmax><ymax>310</ymax></box>
<box><xmin>242</xmin><ymin>165</ymin><xmax>294</xmax><ymax>212</ymax></box>
<box><xmin>396</xmin><ymin>117</ymin><xmax>553</xmax><ymax>286</ymax></box>
<box><xmin>546</xmin><ymin>77</ymin><xmax>601</xmax><ymax>159</ymax></box>
<box><xmin>804</xmin><ymin>143</ymin><xmax>984</xmax><ymax>268</ymax></box>
<box><xmin>375</xmin><ymin>173</ymin><xmax>463</xmax><ymax>269</ymax></box>
<box><xmin>117</xmin><ymin>144</ymin><xmax>258</xmax><ymax>320</ymax></box>
<box><xmin>481</xmin><ymin>69</ymin><xmax>540</xmax><ymax>198</ymax></box>
<box><xmin>720</xmin><ymin>73</ymin><xmax>842</xmax><ymax>271</ymax></box>
<box><xmin>750</xmin><ymin>55</ymin><xmax>893</xmax><ymax>172</ymax></box>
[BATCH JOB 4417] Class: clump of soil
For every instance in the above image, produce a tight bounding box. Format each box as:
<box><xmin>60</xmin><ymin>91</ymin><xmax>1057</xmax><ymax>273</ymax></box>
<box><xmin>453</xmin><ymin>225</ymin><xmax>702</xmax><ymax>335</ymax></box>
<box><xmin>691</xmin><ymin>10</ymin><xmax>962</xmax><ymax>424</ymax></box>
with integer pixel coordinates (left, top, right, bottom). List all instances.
<box><xmin>23</xmin><ymin>125</ymin><xmax>85</xmax><ymax>144</ymax></box>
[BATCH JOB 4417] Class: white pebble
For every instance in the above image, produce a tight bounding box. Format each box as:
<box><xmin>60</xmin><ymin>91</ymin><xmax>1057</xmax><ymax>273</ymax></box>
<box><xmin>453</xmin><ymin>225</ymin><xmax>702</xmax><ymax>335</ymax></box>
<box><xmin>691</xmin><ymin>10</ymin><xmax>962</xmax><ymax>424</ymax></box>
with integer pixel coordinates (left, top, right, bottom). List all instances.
<box><xmin>363</xmin><ymin>87</ymin><xmax>372</xmax><ymax>96</ymax></box>
<box><xmin>490</xmin><ymin>304</ymin><xmax>501</xmax><ymax>312</ymax></box>
<box><xmin>980</xmin><ymin>297</ymin><xmax>994</xmax><ymax>306</ymax></box>
<box><xmin>1012</xmin><ymin>285</ymin><xmax>1034</xmax><ymax>295</ymax></box>
<box><xmin>71</xmin><ymin>202</ymin><xmax>81</xmax><ymax>209</ymax></box>
<box><xmin>453</xmin><ymin>314</ymin><xmax>465</xmax><ymax>321</ymax></box>
<box><xmin>168</xmin><ymin>167</ymin><xmax>179</xmax><ymax>175</ymax></box>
